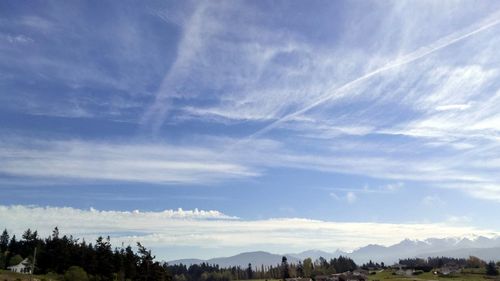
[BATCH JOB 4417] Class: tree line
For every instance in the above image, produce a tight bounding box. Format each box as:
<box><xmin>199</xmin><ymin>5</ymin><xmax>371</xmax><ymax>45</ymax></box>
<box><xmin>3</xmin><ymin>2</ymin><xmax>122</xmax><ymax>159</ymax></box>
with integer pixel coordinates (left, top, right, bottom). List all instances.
<box><xmin>0</xmin><ymin>228</ymin><xmax>360</xmax><ymax>281</ymax></box>
<box><xmin>398</xmin><ymin>256</ymin><xmax>499</xmax><ymax>276</ymax></box>
<box><xmin>399</xmin><ymin>256</ymin><xmax>482</xmax><ymax>270</ymax></box>
<box><xmin>1</xmin><ymin>228</ymin><xmax>169</xmax><ymax>280</ymax></box>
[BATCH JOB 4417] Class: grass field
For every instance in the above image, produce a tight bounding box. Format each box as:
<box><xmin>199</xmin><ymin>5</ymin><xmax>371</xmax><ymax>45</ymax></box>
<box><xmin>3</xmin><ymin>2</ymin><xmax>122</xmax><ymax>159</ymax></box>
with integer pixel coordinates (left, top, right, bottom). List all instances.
<box><xmin>368</xmin><ymin>269</ymin><xmax>500</xmax><ymax>281</ymax></box>
<box><xmin>238</xmin><ymin>279</ymin><xmax>281</xmax><ymax>281</ymax></box>
<box><xmin>1</xmin><ymin>270</ymin><xmax>499</xmax><ymax>281</ymax></box>
<box><xmin>0</xmin><ymin>269</ymin><xmax>59</xmax><ymax>281</ymax></box>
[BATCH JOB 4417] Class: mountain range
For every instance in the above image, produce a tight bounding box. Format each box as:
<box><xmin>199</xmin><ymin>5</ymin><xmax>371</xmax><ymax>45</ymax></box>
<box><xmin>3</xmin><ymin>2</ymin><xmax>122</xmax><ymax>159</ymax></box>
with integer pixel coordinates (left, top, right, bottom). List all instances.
<box><xmin>167</xmin><ymin>236</ymin><xmax>500</xmax><ymax>267</ymax></box>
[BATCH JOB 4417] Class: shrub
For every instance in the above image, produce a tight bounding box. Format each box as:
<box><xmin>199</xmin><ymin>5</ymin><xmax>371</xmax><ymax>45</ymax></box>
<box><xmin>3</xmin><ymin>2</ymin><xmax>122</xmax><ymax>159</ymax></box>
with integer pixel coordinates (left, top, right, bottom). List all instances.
<box><xmin>45</xmin><ymin>271</ymin><xmax>63</xmax><ymax>281</ymax></box>
<box><xmin>64</xmin><ymin>266</ymin><xmax>89</xmax><ymax>281</ymax></box>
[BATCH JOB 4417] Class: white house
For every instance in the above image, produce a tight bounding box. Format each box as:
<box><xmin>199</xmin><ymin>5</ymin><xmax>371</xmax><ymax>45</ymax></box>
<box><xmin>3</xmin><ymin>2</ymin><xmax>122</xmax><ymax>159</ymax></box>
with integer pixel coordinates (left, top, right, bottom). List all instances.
<box><xmin>7</xmin><ymin>258</ymin><xmax>32</xmax><ymax>274</ymax></box>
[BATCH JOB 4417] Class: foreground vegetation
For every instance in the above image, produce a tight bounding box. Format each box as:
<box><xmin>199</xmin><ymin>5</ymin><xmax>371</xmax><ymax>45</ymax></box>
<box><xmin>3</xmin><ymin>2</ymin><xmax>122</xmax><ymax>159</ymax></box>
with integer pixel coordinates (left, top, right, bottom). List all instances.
<box><xmin>2</xmin><ymin>228</ymin><xmax>500</xmax><ymax>281</ymax></box>
<box><xmin>0</xmin><ymin>228</ymin><xmax>357</xmax><ymax>281</ymax></box>
<box><xmin>1</xmin><ymin>267</ymin><xmax>498</xmax><ymax>281</ymax></box>
<box><xmin>0</xmin><ymin>269</ymin><xmax>61</xmax><ymax>281</ymax></box>
<box><xmin>365</xmin><ymin>257</ymin><xmax>500</xmax><ymax>281</ymax></box>
<box><xmin>368</xmin><ymin>269</ymin><xmax>499</xmax><ymax>281</ymax></box>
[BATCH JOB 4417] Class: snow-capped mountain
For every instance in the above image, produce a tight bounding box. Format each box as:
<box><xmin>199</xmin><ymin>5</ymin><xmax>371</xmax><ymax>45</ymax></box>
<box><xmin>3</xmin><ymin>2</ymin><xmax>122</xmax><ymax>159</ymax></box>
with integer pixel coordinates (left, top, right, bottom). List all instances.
<box><xmin>167</xmin><ymin>235</ymin><xmax>500</xmax><ymax>267</ymax></box>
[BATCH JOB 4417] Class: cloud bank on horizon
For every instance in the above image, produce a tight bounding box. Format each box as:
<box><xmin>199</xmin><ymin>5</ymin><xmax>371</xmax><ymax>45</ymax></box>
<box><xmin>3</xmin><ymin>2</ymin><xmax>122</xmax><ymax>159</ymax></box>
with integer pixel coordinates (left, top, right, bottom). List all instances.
<box><xmin>1</xmin><ymin>205</ymin><xmax>498</xmax><ymax>260</ymax></box>
<box><xmin>2</xmin><ymin>0</ymin><xmax>500</xmax><ymax>259</ymax></box>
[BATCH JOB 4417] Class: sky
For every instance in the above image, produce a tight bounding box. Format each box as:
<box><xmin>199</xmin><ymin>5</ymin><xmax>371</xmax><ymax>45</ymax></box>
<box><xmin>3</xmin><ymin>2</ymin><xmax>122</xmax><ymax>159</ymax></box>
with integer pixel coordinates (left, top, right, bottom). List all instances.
<box><xmin>2</xmin><ymin>0</ymin><xmax>500</xmax><ymax>261</ymax></box>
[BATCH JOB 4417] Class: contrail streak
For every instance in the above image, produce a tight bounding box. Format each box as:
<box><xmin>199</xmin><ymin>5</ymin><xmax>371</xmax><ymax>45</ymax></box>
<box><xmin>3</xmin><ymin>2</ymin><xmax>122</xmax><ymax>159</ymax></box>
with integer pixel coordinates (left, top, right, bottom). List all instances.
<box><xmin>239</xmin><ymin>12</ymin><xmax>500</xmax><ymax>144</ymax></box>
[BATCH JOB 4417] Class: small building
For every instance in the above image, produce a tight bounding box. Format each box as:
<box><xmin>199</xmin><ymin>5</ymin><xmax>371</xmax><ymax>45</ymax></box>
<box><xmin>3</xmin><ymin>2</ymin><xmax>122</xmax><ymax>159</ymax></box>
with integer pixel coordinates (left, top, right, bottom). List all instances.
<box><xmin>7</xmin><ymin>258</ymin><xmax>32</xmax><ymax>274</ymax></box>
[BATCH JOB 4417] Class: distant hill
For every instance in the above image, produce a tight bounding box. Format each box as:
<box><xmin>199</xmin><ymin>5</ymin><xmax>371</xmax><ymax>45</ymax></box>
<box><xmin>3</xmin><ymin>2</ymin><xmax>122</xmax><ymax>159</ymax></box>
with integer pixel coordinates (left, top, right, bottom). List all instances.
<box><xmin>166</xmin><ymin>258</ymin><xmax>205</xmax><ymax>266</ymax></box>
<box><xmin>168</xmin><ymin>251</ymin><xmax>299</xmax><ymax>268</ymax></box>
<box><xmin>167</xmin><ymin>236</ymin><xmax>500</xmax><ymax>267</ymax></box>
<box><xmin>289</xmin><ymin>249</ymin><xmax>348</xmax><ymax>261</ymax></box>
<box><xmin>348</xmin><ymin>236</ymin><xmax>500</xmax><ymax>264</ymax></box>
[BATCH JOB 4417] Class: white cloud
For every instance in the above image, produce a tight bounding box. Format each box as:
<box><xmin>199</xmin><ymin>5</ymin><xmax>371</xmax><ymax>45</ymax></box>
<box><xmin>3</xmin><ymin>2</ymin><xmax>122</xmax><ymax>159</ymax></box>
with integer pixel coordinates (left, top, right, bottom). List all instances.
<box><xmin>329</xmin><ymin>191</ymin><xmax>358</xmax><ymax>204</ymax></box>
<box><xmin>447</xmin><ymin>215</ymin><xmax>472</xmax><ymax>224</ymax></box>
<box><xmin>346</xmin><ymin>192</ymin><xmax>357</xmax><ymax>204</ymax></box>
<box><xmin>0</xmin><ymin>205</ymin><xmax>496</xmax><ymax>260</ymax></box>
<box><xmin>421</xmin><ymin>195</ymin><xmax>446</xmax><ymax>207</ymax></box>
<box><xmin>337</xmin><ymin>183</ymin><xmax>404</xmax><ymax>194</ymax></box>
<box><xmin>4</xmin><ymin>34</ymin><xmax>33</xmax><ymax>44</ymax></box>
<box><xmin>0</xmin><ymin>138</ymin><xmax>258</xmax><ymax>185</ymax></box>
<box><xmin>385</xmin><ymin>182</ymin><xmax>405</xmax><ymax>192</ymax></box>
<box><xmin>447</xmin><ymin>183</ymin><xmax>500</xmax><ymax>202</ymax></box>
<box><xmin>225</xmin><ymin>11</ymin><xmax>500</xmax><ymax>142</ymax></box>
<box><xmin>18</xmin><ymin>15</ymin><xmax>54</xmax><ymax>31</ymax></box>
<box><xmin>126</xmin><ymin>2</ymin><xmax>500</xmax><ymax>204</ymax></box>
<box><xmin>4</xmin><ymin>132</ymin><xmax>500</xmax><ymax>204</ymax></box>
<box><xmin>3</xmin><ymin>2</ymin><xmax>500</xmax><ymax>206</ymax></box>
<box><xmin>329</xmin><ymin>183</ymin><xmax>404</xmax><ymax>200</ymax></box>
<box><xmin>0</xmin><ymin>4</ymin><xmax>179</xmax><ymax>121</ymax></box>
<box><xmin>142</xmin><ymin>1</ymin><xmax>217</xmax><ymax>131</ymax></box>
<box><xmin>142</xmin><ymin>2</ymin><xmax>386</xmax><ymax>128</ymax></box>
<box><xmin>329</xmin><ymin>192</ymin><xmax>341</xmax><ymax>200</ymax></box>
<box><xmin>435</xmin><ymin>103</ymin><xmax>472</xmax><ymax>111</ymax></box>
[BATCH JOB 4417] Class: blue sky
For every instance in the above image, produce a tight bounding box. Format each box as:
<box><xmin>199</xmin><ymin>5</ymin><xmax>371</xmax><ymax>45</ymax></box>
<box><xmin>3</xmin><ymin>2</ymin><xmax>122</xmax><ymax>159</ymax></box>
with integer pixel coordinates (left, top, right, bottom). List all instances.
<box><xmin>2</xmin><ymin>0</ymin><xmax>500</xmax><ymax>260</ymax></box>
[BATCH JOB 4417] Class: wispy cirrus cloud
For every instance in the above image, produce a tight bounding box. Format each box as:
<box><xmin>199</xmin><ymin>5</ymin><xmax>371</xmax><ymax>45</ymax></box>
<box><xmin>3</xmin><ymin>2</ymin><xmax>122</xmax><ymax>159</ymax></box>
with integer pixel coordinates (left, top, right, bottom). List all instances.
<box><xmin>0</xmin><ymin>138</ymin><xmax>258</xmax><ymax>185</ymax></box>
<box><xmin>141</xmin><ymin>2</ymin><xmax>500</xmax><ymax>130</ymax></box>
<box><xmin>328</xmin><ymin>182</ymin><xmax>405</xmax><ymax>201</ymax></box>
<box><xmin>421</xmin><ymin>195</ymin><xmax>446</xmax><ymax>207</ymax></box>
<box><xmin>329</xmin><ymin>191</ymin><xmax>358</xmax><ymax>204</ymax></box>
<box><xmin>0</xmin><ymin>2</ymin><xmax>182</xmax><ymax>121</ymax></box>
<box><xmin>3</xmin><ymin>0</ymin><xmax>500</xmax><ymax>225</ymax></box>
<box><xmin>3</xmin><ymin>130</ymin><xmax>500</xmax><ymax>203</ymax></box>
<box><xmin>132</xmin><ymin>1</ymin><xmax>500</xmax><ymax>206</ymax></box>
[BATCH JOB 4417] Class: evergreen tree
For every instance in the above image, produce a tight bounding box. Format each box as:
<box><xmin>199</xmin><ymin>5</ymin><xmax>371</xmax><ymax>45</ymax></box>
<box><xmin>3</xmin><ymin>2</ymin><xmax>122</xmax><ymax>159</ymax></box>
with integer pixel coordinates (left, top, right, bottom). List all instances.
<box><xmin>0</xmin><ymin>229</ymin><xmax>9</xmax><ymax>253</ymax></box>
<box><xmin>137</xmin><ymin>242</ymin><xmax>155</xmax><ymax>281</ymax></box>
<box><xmin>247</xmin><ymin>263</ymin><xmax>253</xmax><ymax>279</ymax></box>
<box><xmin>487</xmin><ymin>261</ymin><xmax>499</xmax><ymax>276</ymax></box>
<box><xmin>281</xmin><ymin>256</ymin><xmax>290</xmax><ymax>280</ymax></box>
<box><xmin>52</xmin><ymin>227</ymin><xmax>60</xmax><ymax>240</ymax></box>
<box><xmin>95</xmin><ymin>236</ymin><xmax>114</xmax><ymax>280</ymax></box>
<box><xmin>296</xmin><ymin>261</ymin><xmax>304</xmax><ymax>277</ymax></box>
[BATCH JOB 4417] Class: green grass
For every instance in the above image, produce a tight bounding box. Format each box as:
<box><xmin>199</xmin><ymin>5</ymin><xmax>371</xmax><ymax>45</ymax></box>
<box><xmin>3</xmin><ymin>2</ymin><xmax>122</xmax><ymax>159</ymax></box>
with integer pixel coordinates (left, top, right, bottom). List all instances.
<box><xmin>237</xmin><ymin>279</ymin><xmax>281</xmax><ymax>281</ymax></box>
<box><xmin>0</xmin><ymin>269</ymin><xmax>61</xmax><ymax>281</ymax></box>
<box><xmin>238</xmin><ymin>279</ymin><xmax>281</xmax><ymax>281</ymax></box>
<box><xmin>368</xmin><ymin>269</ymin><xmax>499</xmax><ymax>281</ymax></box>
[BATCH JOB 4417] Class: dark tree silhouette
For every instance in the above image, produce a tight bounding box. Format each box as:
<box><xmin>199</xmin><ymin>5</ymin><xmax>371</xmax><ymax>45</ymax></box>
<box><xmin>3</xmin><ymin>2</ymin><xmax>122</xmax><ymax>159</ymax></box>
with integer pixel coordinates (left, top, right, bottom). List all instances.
<box><xmin>282</xmin><ymin>256</ymin><xmax>290</xmax><ymax>280</ymax></box>
<box><xmin>487</xmin><ymin>261</ymin><xmax>499</xmax><ymax>276</ymax></box>
<box><xmin>247</xmin><ymin>263</ymin><xmax>253</xmax><ymax>279</ymax></box>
